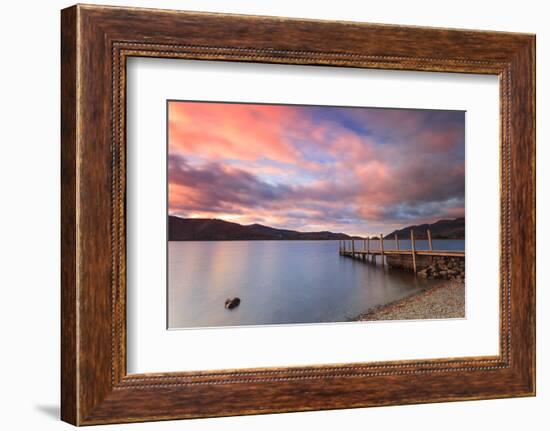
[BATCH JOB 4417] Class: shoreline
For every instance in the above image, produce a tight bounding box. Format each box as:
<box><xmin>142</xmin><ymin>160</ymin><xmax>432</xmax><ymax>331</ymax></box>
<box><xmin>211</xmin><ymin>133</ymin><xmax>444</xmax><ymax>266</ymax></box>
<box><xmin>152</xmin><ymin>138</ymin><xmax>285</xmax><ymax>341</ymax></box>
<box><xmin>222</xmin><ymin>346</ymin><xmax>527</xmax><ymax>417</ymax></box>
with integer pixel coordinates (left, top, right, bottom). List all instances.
<box><xmin>357</xmin><ymin>280</ymin><xmax>465</xmax><ymax>321</ymax></box>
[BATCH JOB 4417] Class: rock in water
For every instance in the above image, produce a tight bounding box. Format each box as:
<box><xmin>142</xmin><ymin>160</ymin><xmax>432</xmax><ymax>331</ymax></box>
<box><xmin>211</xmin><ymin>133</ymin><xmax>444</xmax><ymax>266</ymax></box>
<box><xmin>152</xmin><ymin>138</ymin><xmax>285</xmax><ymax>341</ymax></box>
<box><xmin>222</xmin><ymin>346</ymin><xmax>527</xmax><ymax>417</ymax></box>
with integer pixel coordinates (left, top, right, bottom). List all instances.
<box><xmin>225</xmin><ymin>297</ymin><xmax>241</xmax><ymax>309</ymax></box>
<box><xmin>417</xmin><ymin>269</ymin><xmax>428</xmax><ymax>278</ymax></box>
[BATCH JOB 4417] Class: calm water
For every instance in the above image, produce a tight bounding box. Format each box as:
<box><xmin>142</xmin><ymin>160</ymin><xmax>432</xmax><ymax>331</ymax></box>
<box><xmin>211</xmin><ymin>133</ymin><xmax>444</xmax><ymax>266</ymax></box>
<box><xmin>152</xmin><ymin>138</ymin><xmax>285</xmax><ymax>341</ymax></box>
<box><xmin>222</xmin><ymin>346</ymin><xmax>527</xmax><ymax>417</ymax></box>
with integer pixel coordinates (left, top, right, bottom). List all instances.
<box><xmin>168</xmin><ymin>239</ymin><xmax>465</xmax><ymax>329</ymax></box>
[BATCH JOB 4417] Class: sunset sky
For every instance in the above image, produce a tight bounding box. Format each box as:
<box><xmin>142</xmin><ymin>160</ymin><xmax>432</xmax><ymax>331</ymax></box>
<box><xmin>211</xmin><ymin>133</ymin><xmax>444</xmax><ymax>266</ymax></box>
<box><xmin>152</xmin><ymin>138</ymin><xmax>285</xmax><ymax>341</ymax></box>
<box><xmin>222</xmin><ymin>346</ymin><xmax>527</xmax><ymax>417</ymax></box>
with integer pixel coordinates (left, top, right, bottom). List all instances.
<box><xmin>168</xmin><ymin>101</ymin><xmax>465</xmax><ymax>237</ymax></box>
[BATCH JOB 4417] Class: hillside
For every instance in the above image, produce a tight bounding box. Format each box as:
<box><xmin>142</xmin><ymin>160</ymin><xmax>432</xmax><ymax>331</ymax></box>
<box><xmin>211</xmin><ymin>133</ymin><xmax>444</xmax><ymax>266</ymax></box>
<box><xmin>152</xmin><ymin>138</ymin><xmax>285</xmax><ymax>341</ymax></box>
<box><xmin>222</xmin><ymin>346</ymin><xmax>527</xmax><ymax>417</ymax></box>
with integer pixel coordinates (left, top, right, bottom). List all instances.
<box><xmin>384</xmin><ymin>217</ymin><xmax>465</xmax><ymax>240</ymax></box>
<box><xmin>168</xmin><ymin>216</ymin><xmax>360</xmax><ymax>241</ymax></box>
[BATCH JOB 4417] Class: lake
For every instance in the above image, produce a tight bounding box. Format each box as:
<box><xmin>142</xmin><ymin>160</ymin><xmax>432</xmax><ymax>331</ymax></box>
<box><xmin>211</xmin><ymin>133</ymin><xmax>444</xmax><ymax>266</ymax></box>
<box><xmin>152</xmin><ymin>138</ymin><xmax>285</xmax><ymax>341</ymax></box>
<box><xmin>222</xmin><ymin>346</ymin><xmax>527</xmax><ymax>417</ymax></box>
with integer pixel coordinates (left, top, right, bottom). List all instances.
<box><xmin>168</xmin><ymin>239</ymin><xmax>465</xmax><ymax>329</ymax></box>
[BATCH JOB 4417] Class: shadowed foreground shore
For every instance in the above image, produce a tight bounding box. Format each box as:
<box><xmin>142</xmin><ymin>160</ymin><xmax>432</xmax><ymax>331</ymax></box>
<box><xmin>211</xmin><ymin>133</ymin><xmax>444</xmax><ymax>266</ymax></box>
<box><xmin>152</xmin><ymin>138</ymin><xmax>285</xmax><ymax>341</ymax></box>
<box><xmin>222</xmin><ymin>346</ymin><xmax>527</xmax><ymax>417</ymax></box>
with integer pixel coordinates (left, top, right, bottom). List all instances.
<box><xmin>358</xmin><ymin>280</ymin><xmax>465</xmax><ymax>321</ymax></box>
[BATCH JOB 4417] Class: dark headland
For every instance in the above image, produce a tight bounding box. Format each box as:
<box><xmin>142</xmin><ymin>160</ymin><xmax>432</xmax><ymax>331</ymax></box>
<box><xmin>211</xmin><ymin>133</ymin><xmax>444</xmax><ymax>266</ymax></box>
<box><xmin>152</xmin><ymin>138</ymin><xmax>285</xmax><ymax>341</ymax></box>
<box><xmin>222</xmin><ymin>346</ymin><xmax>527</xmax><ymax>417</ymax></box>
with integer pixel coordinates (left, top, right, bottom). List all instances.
<box><xmin>168</xmin><ymin>216</ymin><xmax>361</xmax><ymax>241</ymax></box>
<box><xmin>384</xmin><ymin>217</ymin><xmax>464</xmax><ymax>240</ymax></box>
<box><xmin>169</xmin><ymin>215</ymin><xmax>465</xmax><ymax>241</ymax></box>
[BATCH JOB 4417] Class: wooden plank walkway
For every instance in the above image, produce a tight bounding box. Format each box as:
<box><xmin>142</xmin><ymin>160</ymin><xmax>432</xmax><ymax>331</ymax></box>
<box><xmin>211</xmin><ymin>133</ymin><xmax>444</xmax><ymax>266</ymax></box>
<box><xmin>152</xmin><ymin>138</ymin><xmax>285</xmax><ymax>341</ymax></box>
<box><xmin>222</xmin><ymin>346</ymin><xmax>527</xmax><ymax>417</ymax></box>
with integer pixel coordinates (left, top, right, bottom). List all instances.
<box><xmin>338</xmin><ymin>229</ymin><xmax>464</xmax><ymax>274</ymax></box>
<box><xmin>340</xmin><ymin>249</ymin><xmax>465</xmax><ymax>257</ymax></box>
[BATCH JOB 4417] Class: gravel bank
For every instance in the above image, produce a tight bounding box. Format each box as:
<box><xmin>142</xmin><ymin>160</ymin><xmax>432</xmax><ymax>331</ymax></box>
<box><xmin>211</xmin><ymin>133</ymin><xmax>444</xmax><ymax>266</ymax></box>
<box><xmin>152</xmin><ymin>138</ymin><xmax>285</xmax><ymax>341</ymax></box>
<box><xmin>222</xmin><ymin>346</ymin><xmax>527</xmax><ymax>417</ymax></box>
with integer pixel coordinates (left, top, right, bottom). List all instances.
<box><xmin>358</xmin><ymin>280</ymin><xmax>465</xmax><ymax>321</ymax></box>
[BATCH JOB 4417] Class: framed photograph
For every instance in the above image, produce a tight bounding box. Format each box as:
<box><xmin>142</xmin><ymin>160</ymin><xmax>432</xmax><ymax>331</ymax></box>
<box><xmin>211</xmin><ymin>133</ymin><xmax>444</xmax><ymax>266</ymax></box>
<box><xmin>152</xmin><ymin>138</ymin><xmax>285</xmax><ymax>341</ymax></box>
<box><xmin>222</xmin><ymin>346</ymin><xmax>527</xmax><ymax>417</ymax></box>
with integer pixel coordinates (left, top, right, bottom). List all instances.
<box><xmin>61</xmin><ymin>4</ymin><xmax>535</xmax><ymax>425</ymax></box>
<box><xmin>166</xmin><ymin>100</ymin><xmax>466</xmax><ymax>329</ymax></box>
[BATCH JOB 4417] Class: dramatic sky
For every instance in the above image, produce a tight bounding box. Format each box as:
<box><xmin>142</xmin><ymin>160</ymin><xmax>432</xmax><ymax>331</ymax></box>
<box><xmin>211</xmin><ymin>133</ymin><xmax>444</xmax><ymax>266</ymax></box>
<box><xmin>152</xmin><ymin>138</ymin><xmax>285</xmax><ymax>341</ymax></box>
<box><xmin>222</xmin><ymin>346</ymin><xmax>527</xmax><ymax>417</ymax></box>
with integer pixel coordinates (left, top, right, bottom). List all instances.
<box><xmin>168</xmin><ymin>101</ymin><xmax>465</xmax><ymax>236</ymax></box>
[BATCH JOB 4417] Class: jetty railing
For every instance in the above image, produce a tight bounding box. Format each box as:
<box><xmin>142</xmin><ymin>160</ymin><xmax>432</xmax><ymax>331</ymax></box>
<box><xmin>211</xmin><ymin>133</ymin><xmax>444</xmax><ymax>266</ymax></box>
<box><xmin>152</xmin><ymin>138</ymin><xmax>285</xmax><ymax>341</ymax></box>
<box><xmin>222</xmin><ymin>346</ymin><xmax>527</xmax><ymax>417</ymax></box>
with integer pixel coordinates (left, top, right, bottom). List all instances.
<box><xmin>338</xmin><ymin>229</ymin><xmax>464</xmax><ymax>275</ymax></box>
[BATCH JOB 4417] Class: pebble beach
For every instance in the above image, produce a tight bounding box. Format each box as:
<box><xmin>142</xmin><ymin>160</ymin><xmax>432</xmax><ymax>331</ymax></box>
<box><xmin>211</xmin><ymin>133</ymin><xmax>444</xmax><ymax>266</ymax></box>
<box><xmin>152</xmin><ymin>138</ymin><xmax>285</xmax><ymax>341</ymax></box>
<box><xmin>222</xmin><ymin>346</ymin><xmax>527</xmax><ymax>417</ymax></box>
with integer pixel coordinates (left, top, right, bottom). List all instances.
<box><xmin>358</xmin><ymin>280</ymin><xmax>465</xmax><ymax>321</ymax></box>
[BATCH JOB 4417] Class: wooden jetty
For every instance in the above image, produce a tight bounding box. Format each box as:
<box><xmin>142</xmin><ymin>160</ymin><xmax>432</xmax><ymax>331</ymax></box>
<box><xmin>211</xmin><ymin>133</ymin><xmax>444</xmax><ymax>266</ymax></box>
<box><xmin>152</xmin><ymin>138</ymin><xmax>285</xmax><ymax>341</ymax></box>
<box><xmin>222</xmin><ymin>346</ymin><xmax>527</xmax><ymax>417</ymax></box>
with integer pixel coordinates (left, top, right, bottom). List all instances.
<box><xmin>339</xmin><ymin>229</ymin><xmax>464</xmax><ymax>275</ymax></box>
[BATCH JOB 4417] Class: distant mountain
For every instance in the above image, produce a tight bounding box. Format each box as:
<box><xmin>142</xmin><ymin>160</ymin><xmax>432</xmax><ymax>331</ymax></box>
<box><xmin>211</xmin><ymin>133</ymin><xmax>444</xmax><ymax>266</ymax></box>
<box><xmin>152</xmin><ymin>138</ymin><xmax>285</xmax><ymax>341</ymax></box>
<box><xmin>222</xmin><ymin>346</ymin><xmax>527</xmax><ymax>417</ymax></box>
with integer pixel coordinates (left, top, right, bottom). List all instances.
<box><xmin>168</xmin><ymin>216</ymin><xmax>361</xmax><ymax>241</ymax></box>
<box><xmin>384</xmin><ymin>217</ymin><xmax>465</xmax><ymax>240</ymax></box>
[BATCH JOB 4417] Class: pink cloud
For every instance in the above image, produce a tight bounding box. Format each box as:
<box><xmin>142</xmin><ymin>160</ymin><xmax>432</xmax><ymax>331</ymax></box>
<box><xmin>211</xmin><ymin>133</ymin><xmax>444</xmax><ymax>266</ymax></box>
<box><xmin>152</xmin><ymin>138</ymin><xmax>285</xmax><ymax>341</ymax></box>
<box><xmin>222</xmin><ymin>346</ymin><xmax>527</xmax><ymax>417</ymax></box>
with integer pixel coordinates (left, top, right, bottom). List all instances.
<box><xmin>169</xmin><ymin>102</ymin><xmax>301</xmax><ymax>164</ymax></box>
<box><xmin>168</xmin><ymin>102</ymin><xmax>465</xmax><ymax>236</ymax></box>
<box><xmin>416</xmin><ymin>127</ymin><xmax>463</xmax><ymax>152</ymax></box>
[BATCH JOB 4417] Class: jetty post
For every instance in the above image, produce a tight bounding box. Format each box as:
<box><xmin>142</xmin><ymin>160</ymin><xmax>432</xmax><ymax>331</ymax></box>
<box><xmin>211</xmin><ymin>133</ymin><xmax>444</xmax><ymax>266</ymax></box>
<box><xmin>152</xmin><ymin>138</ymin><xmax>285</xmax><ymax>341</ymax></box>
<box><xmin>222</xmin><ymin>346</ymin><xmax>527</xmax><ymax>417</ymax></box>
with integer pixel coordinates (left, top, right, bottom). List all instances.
<box><xmin>338</xmin><ymin>228</ymin><xmax>464</xmax><ymax>276</ymax></box>
<box><xmin>410</xmin><ymin>229</ymin><xmax>417</xmax><ymax>274</ymax></box>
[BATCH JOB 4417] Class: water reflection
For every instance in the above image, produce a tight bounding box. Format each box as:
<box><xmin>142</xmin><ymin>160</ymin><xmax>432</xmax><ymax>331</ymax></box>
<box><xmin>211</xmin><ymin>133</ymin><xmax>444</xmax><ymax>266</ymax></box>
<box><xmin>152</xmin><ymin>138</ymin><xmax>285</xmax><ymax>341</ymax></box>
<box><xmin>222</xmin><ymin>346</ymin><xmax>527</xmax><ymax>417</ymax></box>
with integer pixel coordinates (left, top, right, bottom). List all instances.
<box><xmin>168</xmin><ymin>240</ymin><xmax>464</xmax><ymax>329</ymax></box>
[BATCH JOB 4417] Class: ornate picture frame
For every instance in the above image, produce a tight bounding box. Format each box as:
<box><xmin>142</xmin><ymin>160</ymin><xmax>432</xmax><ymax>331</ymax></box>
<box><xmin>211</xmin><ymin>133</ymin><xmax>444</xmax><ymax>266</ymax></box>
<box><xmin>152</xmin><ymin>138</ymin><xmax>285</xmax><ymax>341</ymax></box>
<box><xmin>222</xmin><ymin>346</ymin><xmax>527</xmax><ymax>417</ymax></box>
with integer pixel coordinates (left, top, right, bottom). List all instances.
<box><xmin>61</xmin><ymin>4</ymin><xmax>535</xmax><ymax>425</ymax></box>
